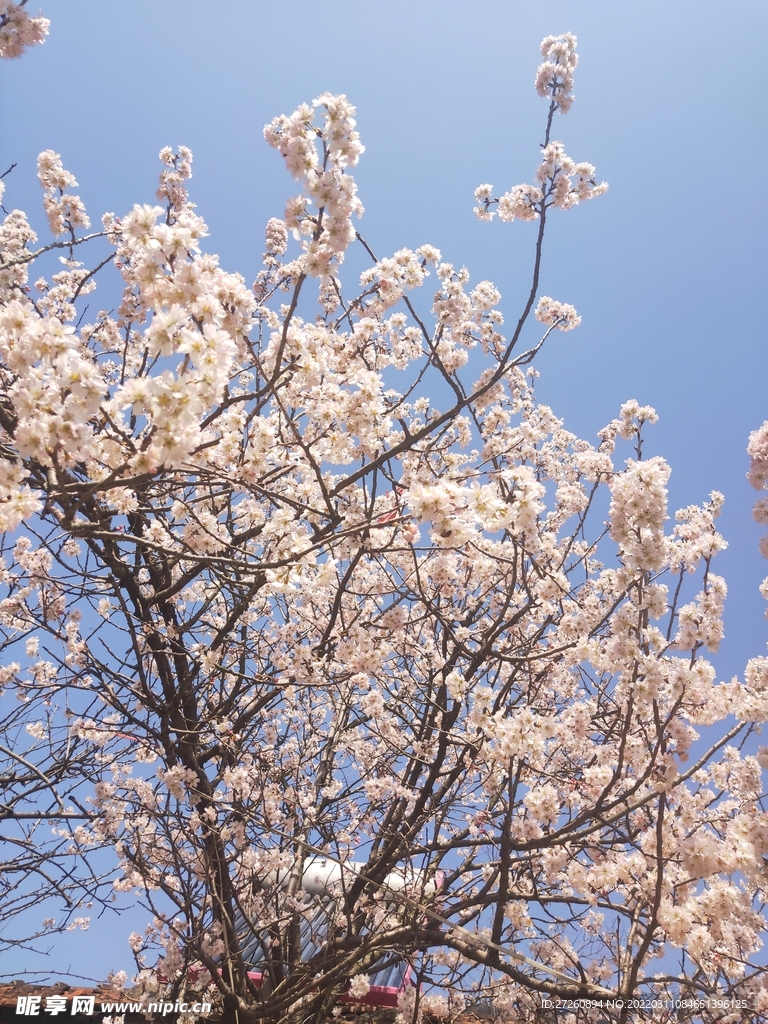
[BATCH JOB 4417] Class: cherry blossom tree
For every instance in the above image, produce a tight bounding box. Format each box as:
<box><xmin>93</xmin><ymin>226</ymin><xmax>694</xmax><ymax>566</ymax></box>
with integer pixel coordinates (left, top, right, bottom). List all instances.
<box><xmin>1</xmin><ymin>9</ymin><xmax>768</xmax><ymax>1023</ymax></box>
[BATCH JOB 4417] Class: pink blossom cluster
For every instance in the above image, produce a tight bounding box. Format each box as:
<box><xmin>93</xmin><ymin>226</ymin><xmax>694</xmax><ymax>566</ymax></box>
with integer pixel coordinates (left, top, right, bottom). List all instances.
<box><xmin>747</xmin><ymin>420</ymin><xmax>768</xmax><ymax>620</ymax></box>
<box><xmin>428</xmin><ymin>261</ymin><xmax>497</xmax><ymax>370</ymax></box>
<box><xmin>476</xmin><ymin>146</ymin><xmax>607</xmax><ymax>224</ymax></box>
<box><xmin>156</xmin><ymin>145</ymin><xmax>193</xmax><ymax>211</ymax></box>
<box><xmin>535</xmin><ymin>140</ymin><xmax>608</xmax><ymax>210</ymax></box>
<box><xmin>535</xmin><ymin>32</ymin><xmax>578</xmax><ymax>113</ymax></box>
<box><xmin>37</xmin><ymin>149</ymin><xmax>91</xmax><ymax>237</ymax></box>
<box><xmin>474</xmin><ymin>182</ymin><xmax>542</xmax><ymax>223</ymax></box>
<box><xmin>534</xmin><ymin>295</ymin><xmax>581</xmax><ymax>331</ymax></box>
<box><xmin>359</xmin><ymin>245</ymin><xmax>440</xmax><ymax>313</ymax></box>
<box><xmin>264</xmin><ymin>93</ymin><xmax>364</xmax><ymax>283</ymax></box>
<box><xmin>608</xmin><ymin>456</ymin><xmax>671</xmax><ymax>571</ymax></box>
<box><xmin>0</xmin><ymin>0</ymin><xmax>48</xmax><ymax>59</ymax></box>
<box><xmin>264</xmin><ymin>216</ymin><xmax>288</xmax><ymax>257</ymax></box>
<box><xmin>0</xmin><ymin>296</ymin><xmax>106</xmax><ymax>474</ymax></box>
<box><xmin>474</xmin><ymin>35</ymin><xmax>606</xmax><ymax>229</ymax></box>
<box><xmin>748</xmin><ymin>421</ymin><xmax>768</xmax><ymax>556</ymax></box>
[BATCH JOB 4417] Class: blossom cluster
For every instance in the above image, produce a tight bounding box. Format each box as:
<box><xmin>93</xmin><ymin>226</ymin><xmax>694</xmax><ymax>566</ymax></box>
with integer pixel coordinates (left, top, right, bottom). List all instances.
<box><xmin>608</xmin><ymin>456</ymin><xmax>670</xmax><ymax>571</ymax></box>
<box><xmin>474</xmin><ymin>147</ymin><xmax>607</xmax><ymax>224</ymax></box>
<box><xmin>535</xmin><ymin>295</ymin><xmax>581</xmax><ymax>331</ymax></box>
<box><xmin>535</xmin><ymin>139</ymin><xmax>608</xmax><ymax>209</ymax></box>
<box><xmin>37</xmin><ymin>149</ymin><xmax>91</xmax><ymax>236</ymax></box>
<box><xmin>535</xmin><ymin>32</ymin><xmax>579</xmax><ymax>113</ymax></box>
<box><xmin>264</xmin><ymin>93</ymin><xmax>364</xmax><ymax>282</ymax></box>
<box><xmin>474</xmin><ymin>36</ymin><xmax>606</xmax><ymax>227</ymax></box>
<box><xmin>0</xmin><ymin>0</ymin><xmax>48</xmax><ymax>59</ymax></box>
<box><xmin>748</xmin><ymin>421</ymin><xmax>768</xmax><ymax>555</ymax></box>
<box><xmin>474</xmin><ymin>181</ymin><xmax>542</xmax><ymax>224</ymax></box>
<box><xmin>359</xmin><ymin>245</ymin><xmax>440</xmax><ymax>313</ymax></box>
<box><xmin>748</xmin><ymin>420</ymin><xmax>768</xmax><ymax>620</ymax></box>
<box><xmin>156</xmin><ymin>144</ymin><xmax>193</xmax><ymax>211</ymax></box>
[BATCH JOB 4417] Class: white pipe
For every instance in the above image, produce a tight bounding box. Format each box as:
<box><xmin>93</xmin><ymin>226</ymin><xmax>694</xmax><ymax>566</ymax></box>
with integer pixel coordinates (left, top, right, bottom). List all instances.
<box><xmin>263</xmin><ymin>857</ymin><xmax>440</xmax><ymax>897</ymax></box>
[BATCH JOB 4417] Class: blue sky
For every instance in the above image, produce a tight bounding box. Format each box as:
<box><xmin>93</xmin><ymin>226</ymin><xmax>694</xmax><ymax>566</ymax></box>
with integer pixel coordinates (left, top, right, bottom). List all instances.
<box><xmin>1</xmin><ymin>0</ymin><xmax>767</xmax><ymax>984</ymax></box>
